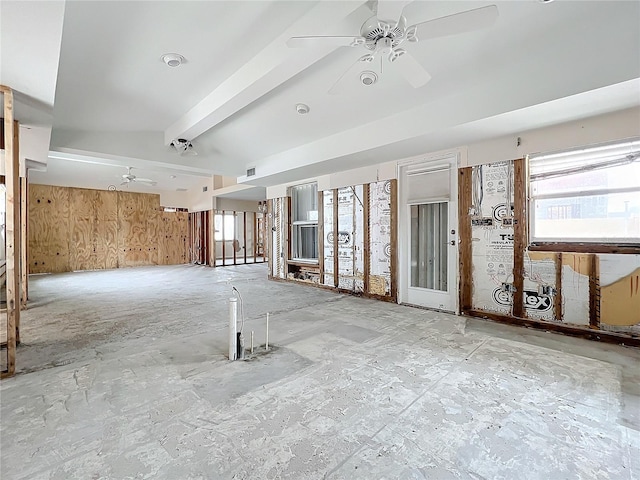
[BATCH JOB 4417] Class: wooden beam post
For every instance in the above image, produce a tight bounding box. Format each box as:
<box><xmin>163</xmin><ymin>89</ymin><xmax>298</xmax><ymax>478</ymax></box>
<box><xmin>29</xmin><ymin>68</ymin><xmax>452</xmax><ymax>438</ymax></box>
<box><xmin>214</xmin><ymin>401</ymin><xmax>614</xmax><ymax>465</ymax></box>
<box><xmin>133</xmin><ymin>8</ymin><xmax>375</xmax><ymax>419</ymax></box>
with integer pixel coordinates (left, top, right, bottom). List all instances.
<box><xmin>20</xmin><ymin>176</ymin><xmax>27</xmax><ymax>311</ymax></box>
<box><xmin>222</xmin><ymin>211</ymin><xmax>226</xmax><ymax>266</ymax></box>
<box><xmin>512</xmin><ymin>159</ymin><xmax>526</xmax><ymax>318</ymax></box>
<box><xmin>390</xmin><ymin>179</ymin><xmax>398</xmax><ymax>302</ymax></box>
<box><xmin>333</xmin><ymin>189</ymin><xmax>338</xmax><ymax>288</ymax></box>
<box><xmin>2</xmin><ymin>86</ymin><xmax>20</xmax><ymax>377</ymax></box>
<box><xmin>243</xmin><ymin>212</ymin><xmax>247</xmax><ymax>264</ymax></box>
<box><xmin>233</xmin><ymin>211</ymin><xmax>237</xmax><ymax>265</ymax></box>
<box><xmin>252</xmin><ymin>211</ymin><xmax>257</xmax><ymax>263</ymax></box>
<box><xmin>589</xmin><ymin>254</ymin><xmax>600</xmax><ymax>329</ymax></box>
<box><xmin>458</xmin><ymin>167</ymin><xmax>473</xmax><ymax>312</ymax></box>
<box><xmin>363</xmin><ymin>184</ymin><xmax>370</xmax><ymax>295</ymax></box>
<box><xmin>554</xmin><ymin>253</ymin><xmax>563</xmax><ymax>322</ymax></box>
<box><xmin>318</xmin><ymin>189</ymin><xmax>324</xmax><ymax>285</ymax></box>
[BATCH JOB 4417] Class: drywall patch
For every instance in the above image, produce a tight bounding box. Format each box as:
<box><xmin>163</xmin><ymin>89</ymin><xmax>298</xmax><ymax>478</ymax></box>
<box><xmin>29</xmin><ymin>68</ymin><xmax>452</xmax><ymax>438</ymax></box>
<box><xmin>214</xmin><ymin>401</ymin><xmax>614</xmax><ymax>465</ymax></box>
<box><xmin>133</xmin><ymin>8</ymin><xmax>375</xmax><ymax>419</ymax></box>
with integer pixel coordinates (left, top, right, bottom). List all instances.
<box><xmin>560</xmin><ymin>256</ymin><xmax>590</xmax><ymax>326</ymax></box>
<box><xmin>598</xmin><ymin>255</ymin><xmax>640</xmax><ymax>327</ymax></box>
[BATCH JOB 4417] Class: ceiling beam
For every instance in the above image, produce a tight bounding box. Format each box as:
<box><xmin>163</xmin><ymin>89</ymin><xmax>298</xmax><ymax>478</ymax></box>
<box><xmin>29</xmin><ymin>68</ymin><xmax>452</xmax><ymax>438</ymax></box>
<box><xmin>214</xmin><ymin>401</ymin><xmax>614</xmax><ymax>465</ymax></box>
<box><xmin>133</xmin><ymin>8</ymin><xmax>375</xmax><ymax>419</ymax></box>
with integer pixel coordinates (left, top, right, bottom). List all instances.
<box><xmin>164</xmin><ymin>0</ymin><xmax>367</xmax><ymax>145</ymax></box>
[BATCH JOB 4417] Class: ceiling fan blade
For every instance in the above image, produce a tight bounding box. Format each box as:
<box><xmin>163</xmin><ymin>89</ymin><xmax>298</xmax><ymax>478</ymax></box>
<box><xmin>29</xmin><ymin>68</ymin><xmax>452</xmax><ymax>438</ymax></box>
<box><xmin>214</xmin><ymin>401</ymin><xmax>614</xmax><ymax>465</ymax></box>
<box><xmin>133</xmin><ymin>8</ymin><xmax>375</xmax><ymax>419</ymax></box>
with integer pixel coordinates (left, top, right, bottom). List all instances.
<box><xmin>328</xmin><ymin>53</ymin><xmax>379</xmax><ymax>95</ymax></box>
<box><xmin>287</xmin><ymin>36</ymin><xmax>365</xmax><ymax>48</ymax></box>
<box><xmin>391</xmin><ymin>51</ymin><xmax>431</xmax><ymax>88</ymax></box>
<box><xmin>375</xmin><ymin>0</ymin><xmax>412</xmax><ymax>23</ymax></box>
<box><xmin>408</xmin><ymin>5</ymin><xmax>498</xmax><ymax>41</ymax></box>
<box><xmin>133</xmin><ymin>177</ymin><xmax>154</xmax><ymax>183</ymax></box>
<box><xmin>120</xmin><ymin>181</ymin><xmax>129</xmax><ymax>186</ymax></box>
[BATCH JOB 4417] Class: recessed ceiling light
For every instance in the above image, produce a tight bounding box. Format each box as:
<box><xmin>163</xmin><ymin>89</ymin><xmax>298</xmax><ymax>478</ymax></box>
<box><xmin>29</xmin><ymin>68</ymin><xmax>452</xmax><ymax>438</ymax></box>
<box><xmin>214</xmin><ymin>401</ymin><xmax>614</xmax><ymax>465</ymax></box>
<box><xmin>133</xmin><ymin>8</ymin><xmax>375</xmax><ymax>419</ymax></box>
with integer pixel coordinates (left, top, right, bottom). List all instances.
<box><xmin>170</xmin><ymin>175</ymin><xmax>177</xmax><ymax>179</ymax></box>
<box><xmin>538</xmin><ymin>0</ymin><xmax>555</xmax><ymax>3</ymax></box>
<box><xmin>296</xmin><ymin>103</ymin><xmax>310</xmax><ymax>114</ymax></box>
<box><xmin>161</xmin><ymin>53</ymin><xmax>185</xmax><ymax>67</ymax></box>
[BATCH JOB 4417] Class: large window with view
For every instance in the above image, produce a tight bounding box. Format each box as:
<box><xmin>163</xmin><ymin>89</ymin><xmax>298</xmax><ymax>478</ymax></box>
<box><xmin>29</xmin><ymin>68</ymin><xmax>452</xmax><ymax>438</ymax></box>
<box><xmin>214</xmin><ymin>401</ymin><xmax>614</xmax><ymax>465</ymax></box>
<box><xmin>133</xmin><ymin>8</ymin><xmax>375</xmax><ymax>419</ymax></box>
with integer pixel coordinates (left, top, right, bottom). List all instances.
<box><xmin>529</xmin><ymin>139</ymin><xmax>640</xmax><ymax>248</ymax></box>
<box><xmin>291</xmin><ymin>183</ymin><xmax>318</xmax><ymax>261</ymax></box>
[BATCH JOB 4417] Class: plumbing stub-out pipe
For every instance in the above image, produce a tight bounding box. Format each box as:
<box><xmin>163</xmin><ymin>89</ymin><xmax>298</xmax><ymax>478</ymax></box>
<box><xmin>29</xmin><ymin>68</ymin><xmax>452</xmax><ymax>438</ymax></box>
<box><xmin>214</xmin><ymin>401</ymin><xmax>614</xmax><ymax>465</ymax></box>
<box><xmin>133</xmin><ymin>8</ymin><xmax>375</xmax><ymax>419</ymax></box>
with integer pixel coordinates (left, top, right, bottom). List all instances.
<box><xmin>229</xmin><ymin>297</ymin><xmax>237</xmax><ymax>361</ymax></box>
<box><xmin>266</xmin><ymin>312</ymin><xmax>269</xmax><ymax>351</ymax></box>
<box><xmin>237</xmin><ymin>332</ymin><xmax>245</xmax><ymax>360</ymax></box>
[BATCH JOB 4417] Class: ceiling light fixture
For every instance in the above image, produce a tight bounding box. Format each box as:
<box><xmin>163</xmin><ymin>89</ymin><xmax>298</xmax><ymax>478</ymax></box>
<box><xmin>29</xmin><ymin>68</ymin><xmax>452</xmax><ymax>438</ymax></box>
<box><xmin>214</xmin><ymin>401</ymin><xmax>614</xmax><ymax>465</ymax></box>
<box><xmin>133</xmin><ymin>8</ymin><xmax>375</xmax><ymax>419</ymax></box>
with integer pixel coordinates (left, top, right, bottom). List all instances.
<box><xmin>360</xmin><ymin>71</ymin><xmax>378</xmax><ymax>86</ymax></box>
<box><xmin>296</xmin><ymin>103</ymin><xmax>310</xmax><ymax>114</ymax></box>
<box><xmin>161</xmin><ymin>53</ymin><xmax>185</xmax><ymax>67</ymax></box>
<box><xmin>170</xmin><ymin>138</ymin><xmax>198</xmax><ymax>156</ymax></box>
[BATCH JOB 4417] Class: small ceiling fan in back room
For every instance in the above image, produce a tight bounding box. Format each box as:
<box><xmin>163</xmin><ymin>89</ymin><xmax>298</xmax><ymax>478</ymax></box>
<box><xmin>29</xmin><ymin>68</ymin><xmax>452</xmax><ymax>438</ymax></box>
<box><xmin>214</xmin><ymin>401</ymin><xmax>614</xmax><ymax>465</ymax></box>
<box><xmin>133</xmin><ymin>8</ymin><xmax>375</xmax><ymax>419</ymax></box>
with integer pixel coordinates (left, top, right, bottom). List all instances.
<box><xmin>287</xmin><ymin>1</ymin><xmax>499</xmax><ymax>93</ymax></box>
<box><xmin>120</xmin><ymin>167</ymin><xmax>156</xmax><ymax>186</ymax></box>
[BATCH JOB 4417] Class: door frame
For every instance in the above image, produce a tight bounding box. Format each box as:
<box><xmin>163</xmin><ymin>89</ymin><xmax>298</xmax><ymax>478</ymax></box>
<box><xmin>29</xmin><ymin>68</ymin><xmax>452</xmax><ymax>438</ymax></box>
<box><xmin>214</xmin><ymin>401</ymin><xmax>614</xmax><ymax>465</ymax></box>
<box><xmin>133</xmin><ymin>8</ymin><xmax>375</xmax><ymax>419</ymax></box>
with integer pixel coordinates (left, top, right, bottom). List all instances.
<box><xmin>398</xmin><ymin>152</ymin><xmax>460</xmax><ymax>314</ymax></box>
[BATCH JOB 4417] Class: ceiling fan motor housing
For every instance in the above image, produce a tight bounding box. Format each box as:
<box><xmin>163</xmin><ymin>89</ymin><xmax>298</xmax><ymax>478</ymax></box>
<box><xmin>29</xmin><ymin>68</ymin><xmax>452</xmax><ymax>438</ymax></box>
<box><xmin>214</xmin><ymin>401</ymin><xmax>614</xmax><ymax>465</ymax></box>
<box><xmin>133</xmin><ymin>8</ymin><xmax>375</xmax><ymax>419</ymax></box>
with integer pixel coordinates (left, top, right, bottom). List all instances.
<box><xmin>361</xmin><ymin>15</ymin><xmax>406</xmax><ymax>50</ymax></box>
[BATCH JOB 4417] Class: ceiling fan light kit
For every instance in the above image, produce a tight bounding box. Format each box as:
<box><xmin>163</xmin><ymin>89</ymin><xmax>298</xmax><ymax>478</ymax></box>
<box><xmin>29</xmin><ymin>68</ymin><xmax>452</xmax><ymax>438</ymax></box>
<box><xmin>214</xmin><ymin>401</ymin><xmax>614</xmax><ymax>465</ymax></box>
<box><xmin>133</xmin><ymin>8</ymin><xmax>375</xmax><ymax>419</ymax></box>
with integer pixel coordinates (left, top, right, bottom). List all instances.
<box><xmin>360</xmin><ymin>71</ymin><xmax>378</xmax><ymax>86</ymax></box>
<box><xmin>287</xmin><ymin>4</ymin><xmax>499</xmax><ymax>93</ymax></box>
<box><xmin>170</xmin><ymin>138</ymin><xmax>198</xmax><ymax>156</ymax></box>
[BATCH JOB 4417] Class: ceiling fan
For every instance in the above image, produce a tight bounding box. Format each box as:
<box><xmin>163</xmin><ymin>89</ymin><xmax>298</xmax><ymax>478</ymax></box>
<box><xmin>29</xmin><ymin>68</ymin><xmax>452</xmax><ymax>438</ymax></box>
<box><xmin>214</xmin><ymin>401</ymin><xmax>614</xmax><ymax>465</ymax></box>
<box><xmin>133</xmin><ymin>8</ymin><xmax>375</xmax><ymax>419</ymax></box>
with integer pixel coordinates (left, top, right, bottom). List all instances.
<box><xmin>170</xmin><ymin>138</ymin><xmax>198</xmax><ymax>156</ymax></box>
<box><xmin>121</xmin><ymin>167</ymin><xmax>156</xmax><ymax>186</ymax></box>
<box><xmin>287</xmin><ymin>2</ymin><xmax>499</xmax><ymax>93</ymax></box>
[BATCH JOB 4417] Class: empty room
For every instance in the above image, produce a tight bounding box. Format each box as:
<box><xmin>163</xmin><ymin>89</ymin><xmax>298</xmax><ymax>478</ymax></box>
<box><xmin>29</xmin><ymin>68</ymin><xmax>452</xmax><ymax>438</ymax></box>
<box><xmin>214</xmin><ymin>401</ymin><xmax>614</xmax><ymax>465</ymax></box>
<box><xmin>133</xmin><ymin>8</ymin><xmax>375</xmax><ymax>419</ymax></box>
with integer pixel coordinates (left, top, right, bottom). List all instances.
<box><xmin>1</xmin><ymin>0</ymin><xmax>639</xmax><ymax>479</ymax></box>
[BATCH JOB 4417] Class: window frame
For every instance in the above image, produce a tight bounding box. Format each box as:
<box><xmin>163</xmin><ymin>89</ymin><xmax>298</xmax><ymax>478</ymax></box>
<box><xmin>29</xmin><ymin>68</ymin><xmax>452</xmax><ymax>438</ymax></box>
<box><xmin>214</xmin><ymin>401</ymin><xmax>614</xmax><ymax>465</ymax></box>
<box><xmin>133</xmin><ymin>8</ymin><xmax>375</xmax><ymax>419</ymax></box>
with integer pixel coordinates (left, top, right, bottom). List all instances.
<box><xmin>528</xmin><ymin>140</ymin><xmax>640</xmax><ymax>254</ymax></box>
<box><xmin>290</xmin><ymin>182</ymin><xmax>319</xmax><ymax>263</ymax></box>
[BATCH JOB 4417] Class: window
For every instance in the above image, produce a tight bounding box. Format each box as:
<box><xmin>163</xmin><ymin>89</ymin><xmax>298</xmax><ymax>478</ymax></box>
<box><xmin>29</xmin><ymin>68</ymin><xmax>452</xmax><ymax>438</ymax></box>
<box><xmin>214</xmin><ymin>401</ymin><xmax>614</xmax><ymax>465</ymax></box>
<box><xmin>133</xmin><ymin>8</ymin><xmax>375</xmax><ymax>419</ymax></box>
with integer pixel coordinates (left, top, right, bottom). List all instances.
<box><xmin>214</xmin><ymin>213</ymin><xmax>235</xmax><ymax>241</ymax></box>
<box><xmin>291</xmin><ymin>183</ymin><xmax>318</xmax><ymax>261</ymax></box>
<box><xmin>529</xmin><ymin>139</ymin><xmax>640</xmax><ymax>247</ymax></box>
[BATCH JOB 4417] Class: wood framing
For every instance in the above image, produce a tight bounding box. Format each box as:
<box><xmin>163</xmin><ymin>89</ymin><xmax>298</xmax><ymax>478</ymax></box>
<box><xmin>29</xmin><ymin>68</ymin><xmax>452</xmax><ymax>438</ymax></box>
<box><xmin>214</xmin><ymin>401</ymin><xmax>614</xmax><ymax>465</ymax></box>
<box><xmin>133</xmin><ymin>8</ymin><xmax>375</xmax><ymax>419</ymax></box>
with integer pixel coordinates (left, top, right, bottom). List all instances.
<box><xmin>512</xmin><ymin>159</ymin><xmax>527</xmax><ymax>318</ymax></box>
<box><xmin>20</xmin><ymin>176</ymin><xmax>27</xmax><ymax>311</ymax></box>
<box><xmin>243</xmin><ymin>212</ymin><xmax>247</xmax><ymax>264</ymax></box>
<box><xmin>267</xmin><ymin>201</ymin><xmax>272</xmax><ymax>274</ymax></box>
<box><xmin>389</xmin><ymin>179</ymin><xmax>398</xmax><ymax>302</ymax></box>
<box><xmin>333</xmin><ymin>189</ymin><xmax>338</xmax><ymax>288</ymax></box>
<box><xmin>363</xmin><ymin>184</ymin><xmax>370</xmax><ymax>294</ymax></box>
<box><xmin>318</xmin><ymin>189</ymin><xmax>324</xmax><ymax>285</ymax></box>
<box><xmin>465</xmin><ymin>309</ymin><xmax>640</xmax><ymax>347</ymax></box>
<box><xmin>221</xmin><ymin>210</ymin><xmax>226</xmax><ymax>266</ymax></box>
<box><xmin>589</xmin><ymin>254</ymin><xmax>600</xmax><ymax>328</ymax></box>
<box><xmin>554</xmin><ymin>253</ymin><xmax>563</xmax><ymax>322</ymax></box>
<box><xmin>529</xmin><ymin>243</ymin><xmax>640</xmax><ymax>255</ymax></box>
<box><xmin>2</xmin><ymin>86</ymin><xmax>20</xmax><ymax>378</ymax></box>
<box><xmin>458</xmin><ymin>167</ymin><xmax>473</xmax><ymax>312</ymax></box>
<box><xmin>233</xmin><ymin>211</ymin><xmax>237</xmax><ymax>265</ymax></box>
<box><xmin>286</xmin><ymin>196</ymin><xmax>292</xmax><ymax>270</ymax></box>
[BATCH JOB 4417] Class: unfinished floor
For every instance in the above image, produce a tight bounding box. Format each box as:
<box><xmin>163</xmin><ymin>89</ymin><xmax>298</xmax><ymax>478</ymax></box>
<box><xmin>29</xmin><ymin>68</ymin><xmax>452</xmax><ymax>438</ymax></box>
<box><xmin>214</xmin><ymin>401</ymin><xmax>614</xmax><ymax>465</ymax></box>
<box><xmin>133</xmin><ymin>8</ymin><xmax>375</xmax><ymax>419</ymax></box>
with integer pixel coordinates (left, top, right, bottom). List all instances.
<box><xmin>1</xmin><ymin>264</ymin><xmax>639</xmax><ymax>479</ymax></box>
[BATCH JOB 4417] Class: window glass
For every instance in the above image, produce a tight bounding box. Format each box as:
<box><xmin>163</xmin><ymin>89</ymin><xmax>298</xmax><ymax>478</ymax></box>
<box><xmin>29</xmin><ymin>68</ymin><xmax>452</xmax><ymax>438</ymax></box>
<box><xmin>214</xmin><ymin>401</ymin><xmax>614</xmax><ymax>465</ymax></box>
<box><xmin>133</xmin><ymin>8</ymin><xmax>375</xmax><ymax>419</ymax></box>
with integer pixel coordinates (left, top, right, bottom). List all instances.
<box><xmin>529</xmin><ymin>139</ymin><xmax>640</xmax><ymax>243</ymax></box>
<box><xmin>291</xmin><ymin>183</ymin><xmax>318</xmax><ymax>261</ymax></box>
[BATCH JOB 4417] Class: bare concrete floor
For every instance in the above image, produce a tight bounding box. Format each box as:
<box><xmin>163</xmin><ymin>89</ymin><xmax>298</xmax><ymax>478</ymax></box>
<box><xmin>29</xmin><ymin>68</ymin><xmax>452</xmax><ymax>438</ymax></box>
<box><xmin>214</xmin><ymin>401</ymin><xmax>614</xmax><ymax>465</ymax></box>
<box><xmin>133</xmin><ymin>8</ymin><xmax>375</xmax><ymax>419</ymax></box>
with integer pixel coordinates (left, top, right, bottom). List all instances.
<box><xmin>1</xmin><ymin>264</ymin><xmax>639</xmax><ymax>479</ymax></box>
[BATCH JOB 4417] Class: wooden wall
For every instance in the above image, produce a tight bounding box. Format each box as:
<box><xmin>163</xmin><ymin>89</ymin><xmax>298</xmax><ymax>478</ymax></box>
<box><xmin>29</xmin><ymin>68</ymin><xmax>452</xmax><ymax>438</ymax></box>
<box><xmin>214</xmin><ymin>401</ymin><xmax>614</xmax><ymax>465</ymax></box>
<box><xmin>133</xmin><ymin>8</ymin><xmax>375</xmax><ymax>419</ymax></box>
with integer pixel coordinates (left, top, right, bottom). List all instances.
<box><xmin>29</xmin><ymin>185</ymin><xmax>188</xmax><ymax>273</ymax></box>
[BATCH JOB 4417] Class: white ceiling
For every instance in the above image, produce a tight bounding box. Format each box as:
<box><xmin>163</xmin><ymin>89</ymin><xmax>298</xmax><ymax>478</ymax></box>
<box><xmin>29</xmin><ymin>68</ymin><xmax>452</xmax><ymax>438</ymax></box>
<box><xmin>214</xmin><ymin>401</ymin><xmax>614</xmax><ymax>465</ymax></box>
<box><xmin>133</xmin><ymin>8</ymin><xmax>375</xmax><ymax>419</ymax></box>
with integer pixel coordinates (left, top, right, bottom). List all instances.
<box><xmin>2</xmin><ymin>0</ymin><xmax>639</xmax><ymax>200</ymax></box>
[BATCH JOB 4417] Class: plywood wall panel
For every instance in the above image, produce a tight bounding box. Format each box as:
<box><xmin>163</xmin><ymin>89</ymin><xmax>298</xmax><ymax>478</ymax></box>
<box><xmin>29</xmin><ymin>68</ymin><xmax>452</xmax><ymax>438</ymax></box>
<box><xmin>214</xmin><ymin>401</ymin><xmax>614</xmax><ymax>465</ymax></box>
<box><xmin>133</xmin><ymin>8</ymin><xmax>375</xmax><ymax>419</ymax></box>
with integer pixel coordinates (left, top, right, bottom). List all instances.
<box><xmin>29</xmin><ymin>185</ymin><xmax>164</xmax><ymax>273</ymax></box>
<box><xmin>159</xmin><ymin>211</ymin><xmax>188</xmax><ymax>265</ymax></box>
<box><xmin>96</xmin><ymin>190</ymin><xmax>118</xmax><ymax>269</ymax></box>
<box><xmin>28</xmin><ymin>185</ymin><xmax>70</xmax><ymax>273</ymax></box>
<box><xmin>69</xmin><ymin>188</ymin><xmax>98</xmax><ymax>271</ymax></box>
<box><xmin>117</xmin><ymin>192</ymin><xmax>159</xmax><ymax>267</ymax></box>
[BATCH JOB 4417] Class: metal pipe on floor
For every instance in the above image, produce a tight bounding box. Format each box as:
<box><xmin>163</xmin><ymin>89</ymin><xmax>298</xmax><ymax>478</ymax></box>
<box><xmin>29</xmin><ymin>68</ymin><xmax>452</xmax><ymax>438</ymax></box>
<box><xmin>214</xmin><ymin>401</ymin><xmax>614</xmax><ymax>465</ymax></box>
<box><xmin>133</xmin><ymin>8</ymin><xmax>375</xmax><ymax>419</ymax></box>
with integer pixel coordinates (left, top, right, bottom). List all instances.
<box><xmin>265</xmin><ymin>312</ymin><xmax>269</xmax><ymax>351</ymax></box>
<box><xmin>229</xmin><ymin>297</ymin><xmax>237</xmax><ymax>361</ymax></box>
<box><xmin>251</xmin><ymin>331</ymin><xmax>254</xmax><ymax>354</ymax></box>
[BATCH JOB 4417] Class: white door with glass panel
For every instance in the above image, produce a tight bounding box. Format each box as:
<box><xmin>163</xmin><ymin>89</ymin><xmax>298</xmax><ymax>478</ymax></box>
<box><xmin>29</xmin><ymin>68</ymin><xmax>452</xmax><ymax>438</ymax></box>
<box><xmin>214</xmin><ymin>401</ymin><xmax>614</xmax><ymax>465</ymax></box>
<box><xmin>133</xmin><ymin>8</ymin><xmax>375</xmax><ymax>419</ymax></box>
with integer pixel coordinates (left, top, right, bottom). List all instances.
<box><xmin>401</xmin><ymin>158</ymin><xmax>458</xmax><ymax>312</ymax></box>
